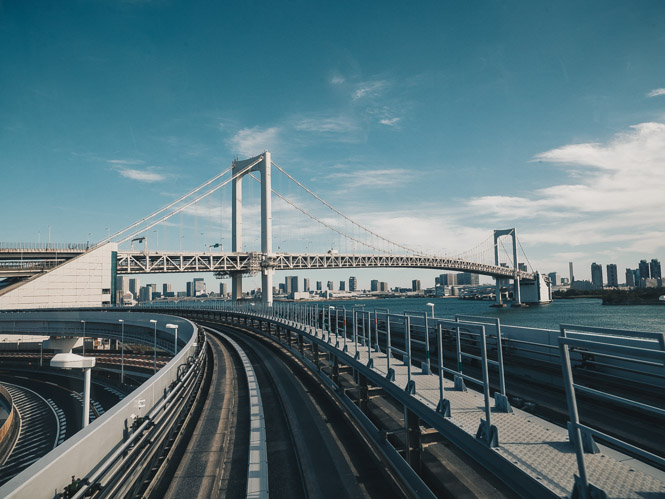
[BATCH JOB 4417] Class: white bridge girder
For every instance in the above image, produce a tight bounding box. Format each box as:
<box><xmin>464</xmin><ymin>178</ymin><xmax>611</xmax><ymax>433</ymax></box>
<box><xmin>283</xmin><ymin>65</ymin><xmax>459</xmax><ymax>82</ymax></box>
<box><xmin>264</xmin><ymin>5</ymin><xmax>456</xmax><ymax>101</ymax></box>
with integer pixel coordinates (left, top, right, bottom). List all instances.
<box><xmin>115</xmin><ymin>251</ymin><xmax>536</xmax><ymax>280</ymax></box>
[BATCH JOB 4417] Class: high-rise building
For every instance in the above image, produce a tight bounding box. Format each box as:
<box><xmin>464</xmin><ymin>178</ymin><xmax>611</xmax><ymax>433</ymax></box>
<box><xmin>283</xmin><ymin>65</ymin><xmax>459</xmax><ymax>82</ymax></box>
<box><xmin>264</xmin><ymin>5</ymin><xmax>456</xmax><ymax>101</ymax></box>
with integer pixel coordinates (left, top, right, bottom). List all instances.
<box><xmin>316</xmin><ymin>281</ymin><xmax>322</xmax><ymax>291</ymax></box>
<box><xmin>220</xmin><ymin>282</ymin><xmax>228</xmax><ymax>296</ymax></box>
<box><xmin>569</xmin><ymin>262</ymin><xmax>575</xmax><ymax>283</ymax></box>
<box><xmin>129</xmin><ymin>278</ymin><xmax>140</xmax><ymax>298</ymax></box>
<box><xmin>625</xmin><ymin>268</ymin><xmax>636</xmax><ymax>287</ymax></box>
<box><xmin>339</xmin><ymin>281</ymin><xmax>345</xmax><ymax>291</ymax></box>
<box><xmin>186</xmin><ymin>282</ymin><xmax>192</xmax><ymax>297</ymax></box>
<box><xmin>412</xmin><ymin>279</ymin><xmax>421</xmax><ymax>291</ymax></box>
<box><xmin>457</xmin><ymin>272</ymin><xmax>479</xmax><ymax>285</ymax></box>
<box><xmin>163</xmin><ymin>283</ymin><xmax>172</xmax><ymax>295</ymax></box>
<box><xmin>639</xmin><ymin>260</ymin><xmax>650</xmax><ymax>280</ymax></box>
<box><xmin>518</xmin><ymin>263</ymin><xmax>528</xmax><ymax>272</ymax></box>
<box><xmin>379</xmin><ymin>282</ymin><xmax>389</xmax><ymax>292</ymax></box>
<box><xmin>439</xmin><ymin>273</ymin><xmax>457</xmax><ymax>286</ymax></box>
<box><xmin>650</xmin><ymin>259</ymin><xmax>662</xmax><ymax>280</ymax></box>
<box><xmin>370</xmin><ymin>280</ymin><xmax>379</xmax><ymax>292</ymax></box>
<box><xmin>606</xmin><ymin>264</ymin><xmax>618</xmax><ymax>287</ymax></box>
<box><xmin>193</xmin><ymin>278</ymin><xmax>206</xmax><ymax>296</ymax></box>
<box><xmin>291</xmin><ymin>276</ymin><xmax>299</xmax><ymax>293</ymax></box>
<box><xmin>303</xmin><ymin>278</ymin><xmax>310</xmax><ymax>292</ymax></box>
<box><xmin>547</xmin><ymin>272</ymin><xmax>561</xmax><ymax>286</ymax></box>
<box><xmin>349</xmin><ymin>276</ymin><xmax>357</xmax><ymax>292</ymax></box>
<box><xmin>116</xmin><ymin>276</ymin><xmax>128</xmax><ymax>293</ymax></box>
<box><xmin>327</xmin><ymin>281</ymin><xmax>334</xmax><ymax>291</ymax></box>
<box><xmin>591</xmin><ymin>263</ymin><xmax>603</xmax><ymax>288</ymax></box>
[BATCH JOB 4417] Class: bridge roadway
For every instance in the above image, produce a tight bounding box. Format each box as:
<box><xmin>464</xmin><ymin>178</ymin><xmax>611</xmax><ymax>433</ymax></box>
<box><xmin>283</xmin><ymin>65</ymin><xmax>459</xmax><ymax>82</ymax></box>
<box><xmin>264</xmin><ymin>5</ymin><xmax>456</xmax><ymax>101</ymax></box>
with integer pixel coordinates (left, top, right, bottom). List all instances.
<box><xmin>0</xmin><ymin>247</ymin><xmax>535</xmax><ymax>281</ymax></box>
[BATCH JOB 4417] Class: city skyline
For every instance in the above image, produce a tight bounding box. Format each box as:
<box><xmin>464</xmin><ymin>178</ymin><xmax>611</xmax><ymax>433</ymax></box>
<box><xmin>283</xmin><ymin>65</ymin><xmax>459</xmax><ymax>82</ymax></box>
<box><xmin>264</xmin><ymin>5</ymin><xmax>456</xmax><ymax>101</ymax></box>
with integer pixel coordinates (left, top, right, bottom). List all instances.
<box><xmin>2</xmin><ymin>3</ymin><xmax>665</xmax><ymax>286</ymax></box>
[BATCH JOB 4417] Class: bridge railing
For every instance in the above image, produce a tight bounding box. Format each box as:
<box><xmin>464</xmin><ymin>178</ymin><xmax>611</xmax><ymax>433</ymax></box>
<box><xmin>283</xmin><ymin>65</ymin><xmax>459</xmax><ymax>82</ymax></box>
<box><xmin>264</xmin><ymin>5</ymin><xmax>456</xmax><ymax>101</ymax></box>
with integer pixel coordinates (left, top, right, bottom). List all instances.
<box><xmin>0</xmin><ymin>242</ymin><xmax>88</xmax><ymax>251</ymax></box>
<box><xmin>558</xmin><ymin>325</ymin><xmax>665</xmax><ymax>499</ymax></box>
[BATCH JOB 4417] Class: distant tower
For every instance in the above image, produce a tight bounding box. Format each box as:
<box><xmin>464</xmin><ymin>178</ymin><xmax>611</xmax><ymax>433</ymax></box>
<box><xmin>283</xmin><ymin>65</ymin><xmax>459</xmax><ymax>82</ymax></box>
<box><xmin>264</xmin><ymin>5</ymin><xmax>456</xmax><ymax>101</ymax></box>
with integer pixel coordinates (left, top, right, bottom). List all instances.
<box><xmin>569</xmin><ymin>262</ymin><xmax>575</xmax><ymax>283</ymax></box>
<box><xmin>625</xmin><ymin>268</ymin><xmax>636</xmax><ymax>287</ymax></box>
<box><xmin>591</xmin><ymin>263</ymin><xmax>603</xmax><ymax>288</ymax></box>
<box><xmin>349</xmin><ymin>276</ymin><xmax>357</xmax><ymax>292</ymax></box>
<box><xmin>639</xmin><ymin>260</ymin><xmax>650</xmax><ymax>280</ymax></box>
<box><xmin>606</xmin><ymin>264</ymin><xmax>618</xmax><ymax>287</ymax></box>
<box><xmin>650</xmin><ymin>259</ymin><xmax>662</xmax><ymax>280</ymax></box>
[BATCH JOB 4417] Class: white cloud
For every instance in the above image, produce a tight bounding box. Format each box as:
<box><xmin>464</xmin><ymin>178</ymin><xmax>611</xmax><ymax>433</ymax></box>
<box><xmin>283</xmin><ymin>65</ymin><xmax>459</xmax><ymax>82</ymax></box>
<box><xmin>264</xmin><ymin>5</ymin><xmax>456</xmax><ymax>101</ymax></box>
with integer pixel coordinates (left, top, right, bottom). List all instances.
<box><xmin>228</xmin><ymin>126</ymin><xmax>280</xmax><ymax>157</ymax></box>
<box><xmin>109</xmin><ymin>160</ymin><xmax>166</xmax><ymax>183</ymax></box>
<box><xmin>324</xmin><ymin>168</ymin><xmax>412</xmax><ymax>189</ymax></box>
<box><xmin>647</xmin><ymin>88</ymin><xmax>665</xmax><ymax>98</ymax></box>
<box><xmin>331</xmin><ymin>75</ymin><xmax>345</xmax><ymax>85</ymax></box>
<box><xmin>116</xmin><ymin>168</ymin><xmax>166</xmax><ymax>183</ymax></box>
<box><xmin>463</xmin><ymin>122</ymin><xmax>665</xmax><ymax>254</ymax></box>
<box><xmin>352</xmin><ymin>80</ymin><xmax>388</xmax><ymax>101</ymax></box>
<box><xmin>379</xmin><ymin>117</ymin><xmax>400</xmax><ymax>126</ymax></box>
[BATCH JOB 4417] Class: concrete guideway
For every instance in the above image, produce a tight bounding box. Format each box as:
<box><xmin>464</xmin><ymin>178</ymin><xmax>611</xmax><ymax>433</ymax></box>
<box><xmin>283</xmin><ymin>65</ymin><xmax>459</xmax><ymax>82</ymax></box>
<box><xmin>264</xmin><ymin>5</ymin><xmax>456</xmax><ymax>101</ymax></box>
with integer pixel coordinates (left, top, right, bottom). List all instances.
<box><xmin>221</xmin><ymin>310</ymin><xmax>665</xmax><ymax>499</ymax></box>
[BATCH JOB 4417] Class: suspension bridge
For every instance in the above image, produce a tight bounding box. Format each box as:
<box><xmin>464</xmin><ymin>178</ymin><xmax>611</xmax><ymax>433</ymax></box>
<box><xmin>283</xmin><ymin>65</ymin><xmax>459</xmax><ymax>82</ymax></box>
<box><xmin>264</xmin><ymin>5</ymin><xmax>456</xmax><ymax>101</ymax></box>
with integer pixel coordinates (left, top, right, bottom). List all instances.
<box><xmin>0</xmin><ymin>151</ymin><xmax>550</xmax><ymax>310</ymax></box>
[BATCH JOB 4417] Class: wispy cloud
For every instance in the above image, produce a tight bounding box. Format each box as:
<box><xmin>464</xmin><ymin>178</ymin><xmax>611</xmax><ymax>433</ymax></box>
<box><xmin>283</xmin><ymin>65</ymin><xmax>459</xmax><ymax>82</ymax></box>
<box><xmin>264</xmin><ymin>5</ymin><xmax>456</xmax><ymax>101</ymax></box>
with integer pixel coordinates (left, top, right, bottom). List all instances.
<box><xmin>294</xmin><ymin>116</ymin><xmax>359</xmax><ymax>133</ymax></box>
<box><xmin>379</xmin><ymin>117</ymin><xmax>400</xmax><ymax>126</ymax></box>
<box><xmin>463</xmin><ymin>122</ymin><xmax>665</xmax><ymax>251</ymax></box>
<box><xmin>352</xmin><ymin>80</ymin><xmax>388</xmax><ymax>101</ymax></box>
<box><xmin>647</xmin><ymin>88</ymin><xmax>665</xmax><ymax>98</ymax></box>
<box><xmin>109</xmin><ymin>160</ymin><xmax>167</xmax><ymax>183</ymax></box>
<box><xmin>325</xmin><ymin>168</ymin><xmax>412</xmax><ymax>189</ymax></box>
<box><xmin>331</xmin><ymin>75</ymin><xmax>345</xmax><ymax>85</ymax></box>
<box><xmin>228</xmin><ymin>126</ymin><xmax>280</xmax><ymax>157</ymax></box>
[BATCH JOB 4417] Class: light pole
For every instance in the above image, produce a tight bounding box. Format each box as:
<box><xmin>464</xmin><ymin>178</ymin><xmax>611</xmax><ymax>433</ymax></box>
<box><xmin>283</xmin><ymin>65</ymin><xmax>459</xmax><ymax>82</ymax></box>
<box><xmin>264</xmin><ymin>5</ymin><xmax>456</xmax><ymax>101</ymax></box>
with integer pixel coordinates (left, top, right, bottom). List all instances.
<box><xmin>51</xmin><ymin>353</ymin><xmax>95</xmax><ymax>429</ymax></box>
<box><xmin>426</xmin><ymin>302</ymin><xmax>435</xmax><ymax>318</ymax></box>
<box><xmin>118</xmin><ymin>319</ymin><xmax>125</xmax><ymax>383</ymax></box>
<box><xmin>81</xmin><ymin>320</ymin><xmax>86</xmax><ymax>356</ymax></box>
<box><xmin>150</xmin><ymin>319</ymin><xmax>157</xmax><ymax>373</ymax></box>
<box><xmin>166</xmin><ymin>324</ymin><xmax>178</xmax><ymax>354</ymax></box>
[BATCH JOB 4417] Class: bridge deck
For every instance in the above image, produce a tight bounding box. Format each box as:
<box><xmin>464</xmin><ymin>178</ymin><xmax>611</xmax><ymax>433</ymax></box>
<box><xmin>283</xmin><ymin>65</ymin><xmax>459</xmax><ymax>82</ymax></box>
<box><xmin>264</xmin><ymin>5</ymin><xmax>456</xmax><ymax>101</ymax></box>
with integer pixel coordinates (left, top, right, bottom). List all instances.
<box><xmin>276</xmin><ymin>317</ymin><xmax>665</xmax><ymax>499</ymax></box>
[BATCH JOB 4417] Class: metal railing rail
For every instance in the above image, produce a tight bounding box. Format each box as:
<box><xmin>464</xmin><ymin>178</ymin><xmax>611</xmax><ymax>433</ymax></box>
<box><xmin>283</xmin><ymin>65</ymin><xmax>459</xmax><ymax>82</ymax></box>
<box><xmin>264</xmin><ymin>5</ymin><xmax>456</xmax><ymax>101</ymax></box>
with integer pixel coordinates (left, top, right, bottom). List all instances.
<box><xmin>403</xmin><ymin>310</ymin><xmax>431</xmax><ymax>374</ymax></box>
<box><xmin>558</xmin><ymin>327</ymin><xmax>665</xmax><ymax>499</ymax></box>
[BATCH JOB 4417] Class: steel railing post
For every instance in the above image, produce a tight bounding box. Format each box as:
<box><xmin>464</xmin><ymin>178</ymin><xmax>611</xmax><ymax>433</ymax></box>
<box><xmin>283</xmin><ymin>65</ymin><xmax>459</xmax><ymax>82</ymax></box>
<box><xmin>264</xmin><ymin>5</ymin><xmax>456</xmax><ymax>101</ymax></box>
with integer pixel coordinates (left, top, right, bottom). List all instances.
<box><xmin>436</xmin><ymin>323</ymin><xmax>450</xmax><ymax>416</ymax></box>
<box><xmin>405</xmin><ymin>316</ymin><xmax>414</xmax><ymax>393</ymax></box>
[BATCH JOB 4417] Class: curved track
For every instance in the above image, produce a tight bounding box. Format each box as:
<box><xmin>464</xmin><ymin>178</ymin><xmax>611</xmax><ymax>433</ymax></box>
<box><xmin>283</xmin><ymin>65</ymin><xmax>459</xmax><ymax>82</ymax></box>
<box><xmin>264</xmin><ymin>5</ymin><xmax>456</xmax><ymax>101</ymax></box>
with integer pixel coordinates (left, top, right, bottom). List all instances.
<box><xmin>160</xmin><ymin>321</ymin><xmax>409</xmax><ymax>499</ymax></box>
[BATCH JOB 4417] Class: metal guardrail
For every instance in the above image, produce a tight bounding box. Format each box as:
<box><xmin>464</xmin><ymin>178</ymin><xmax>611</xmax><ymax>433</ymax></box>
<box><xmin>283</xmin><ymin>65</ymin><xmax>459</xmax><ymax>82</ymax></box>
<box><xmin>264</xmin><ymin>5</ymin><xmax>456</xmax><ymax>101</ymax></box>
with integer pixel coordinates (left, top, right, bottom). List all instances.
<box><xmin>558</xmin><ymin>325</ymin><xmax>665</xmax><ymax>499</ymax></box>
<box><xmin>0</xmin><ymin>242</ymin><xmax>88</xmax><ymax>251</ymax></box>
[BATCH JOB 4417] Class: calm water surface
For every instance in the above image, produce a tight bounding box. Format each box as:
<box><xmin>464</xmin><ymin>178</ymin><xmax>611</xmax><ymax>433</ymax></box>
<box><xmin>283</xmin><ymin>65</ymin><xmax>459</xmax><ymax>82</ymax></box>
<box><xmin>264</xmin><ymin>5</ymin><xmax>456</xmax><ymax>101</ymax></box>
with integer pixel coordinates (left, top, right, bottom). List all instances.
<box><xmin>322</xmin><ymin>297</ymin><xmax>665</xmax><ymax>333</ymax></box>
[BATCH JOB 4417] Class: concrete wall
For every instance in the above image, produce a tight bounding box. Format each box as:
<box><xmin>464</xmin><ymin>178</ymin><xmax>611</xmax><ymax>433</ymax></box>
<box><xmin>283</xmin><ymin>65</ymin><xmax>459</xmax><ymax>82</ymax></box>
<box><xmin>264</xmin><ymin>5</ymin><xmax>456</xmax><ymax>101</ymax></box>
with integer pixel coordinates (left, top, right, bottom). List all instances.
<box><xmin>0</xmin><ymin>243</ymin><xmax>117</xmax><ymax>310</ymax></box>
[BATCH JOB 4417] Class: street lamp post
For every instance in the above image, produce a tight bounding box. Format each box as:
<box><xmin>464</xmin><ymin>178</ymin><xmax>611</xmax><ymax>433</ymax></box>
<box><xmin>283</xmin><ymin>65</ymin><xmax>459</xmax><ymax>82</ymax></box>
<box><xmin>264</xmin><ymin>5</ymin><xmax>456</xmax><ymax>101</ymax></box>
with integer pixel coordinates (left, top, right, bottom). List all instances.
<box><xmin>51</xmin><ymin>353</ymin><xmax>95</xmax><ymax>429</ymax></box>
<box><xmin>150</xmin><ymin>319</ymin><xmax>157</xmax><ymax>374</ymax></box>
<box><xmin>81</xmin><ymin>320</ymin><xmax>86</xmax><ymax>356</ymax></box>
<box><xmin>166</xmin><ymin>324</ymin><xmax>178</xmax><ymax>354</ymax></box>
<box><xmin>426</xmin><ymin>302</ymin><xmax>435</xmax><ymax>318</ymax></box>
<box><xmin>118</xmin><ymin>319</ymin><xmax>125</xmax><ymax>383</ymax></box>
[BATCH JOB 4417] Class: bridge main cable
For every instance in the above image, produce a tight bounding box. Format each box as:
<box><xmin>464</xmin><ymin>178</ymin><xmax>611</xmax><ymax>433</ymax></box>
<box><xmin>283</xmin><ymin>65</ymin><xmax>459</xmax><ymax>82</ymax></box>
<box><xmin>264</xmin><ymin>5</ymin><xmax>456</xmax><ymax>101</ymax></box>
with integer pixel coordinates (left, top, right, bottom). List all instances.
<box><xmin>271</xmin><ymin>161</ymin><xmax>421</xmax><ymax>255</ymax></box>
<box><xmin>117</xmin><ymin>156</ymin><xmax>264</xmax><ymax>244</ymax></box>
<box><xmin>95</xmin><ymin>163</ymin><xmax>235</xmax><ymax>247</ymax></box>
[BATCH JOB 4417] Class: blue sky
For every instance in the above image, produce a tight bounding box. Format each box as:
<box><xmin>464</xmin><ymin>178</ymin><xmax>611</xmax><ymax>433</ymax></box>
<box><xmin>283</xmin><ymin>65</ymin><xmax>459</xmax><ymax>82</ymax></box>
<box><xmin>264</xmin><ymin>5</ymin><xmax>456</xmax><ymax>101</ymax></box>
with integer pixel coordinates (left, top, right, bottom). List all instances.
<box><xmin>2</xmin><ymin>1</ymin><xmax>665</xmax><ymax>291</ymax></box>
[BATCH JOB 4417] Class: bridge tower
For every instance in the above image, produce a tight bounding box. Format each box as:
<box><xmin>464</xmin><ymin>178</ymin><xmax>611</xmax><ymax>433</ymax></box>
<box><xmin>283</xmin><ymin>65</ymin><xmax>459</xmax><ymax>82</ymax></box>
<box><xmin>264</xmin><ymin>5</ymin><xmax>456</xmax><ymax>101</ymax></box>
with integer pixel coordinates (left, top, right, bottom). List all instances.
<box><xmin>493</xmin><ymin>228</ymin><xmax>521</xmax><ymax>307</ymax></box>
<box><xmin>231</xmin><ymin>151</ymin><xmax>274</xmax><ymax>306</ymax></box>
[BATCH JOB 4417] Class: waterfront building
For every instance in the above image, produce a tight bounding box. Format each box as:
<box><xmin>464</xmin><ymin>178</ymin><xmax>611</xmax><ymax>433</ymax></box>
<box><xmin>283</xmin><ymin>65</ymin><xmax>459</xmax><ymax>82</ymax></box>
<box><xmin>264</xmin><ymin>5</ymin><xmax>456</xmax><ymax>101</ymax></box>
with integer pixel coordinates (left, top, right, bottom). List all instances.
<box><xmin>284</xmin><ymin>276</ymin><xmax>292</xmax><ymax>294</ymax></box>
<box><xmin>316</xmin><ymin>281</ymin><xmax>322</xmax><ymax>291</ymax></box>
<box><xmin>650</xmin><ymin>259</ymin><xmax>662</xmax><ymax>280</ymax></box>
<box><xmin>186</xmin><ymin>282</ymin><xmax>192</xmax><ymax>297</ymax></box>
<box><xmin>291</xmin><ymin>276</ymin><xmax>299</xmax><ymax>293</ymax></box>
<box><xmin>220</xmin><ymin>282</ymin><xmax>228</xmax><ymax>296</ymax></box>
<box><xmin>349</xmin><ymin>276</ymin><xmax>357</xmax><ymax>292</ymax></box>
<box><xmin>303</xmin><ymin>278</ymin><xmax>310</xmax><ymax>292</ymax></box>
<box><xmin>412</xmin><ymin>279</ymin><xmax>421</xmax><ymax>291</ymax></box>
<box><xmin>439</xmin><ymin>273</ymin><xmax>457</xmax><ymax>286</ymax></box>
<box><xmin>193</xmin><ymin>278</ymin><xmax>205</xmax><ymax>296</ymax></box>
<box><xmin>379</xmin><ymin>282</ymin><xmax>389</xmax><ymax>292</ymax></box>
<box><xmin>327</xmin><ymin>281</ymin><xmax>333</xmax><ymax>291</ymax></box>
<box><xmin>606</xmin><ymin>264</ymin><xmax>618</xmax><ymax>287</ymax></box>
<box><xmin>371</xmin><ymin>280</ymin><xmax>379</xmax><ymax>292</ymax></box>
<box><xmin>163</xmin><ymin>283</ymin><xmax>172</xmax><ymax>295</ymax></box>
<box><xmin>591</xmin><ymin>263</ymin><xmax>603</xmax><ymax>288</ymax></box>
<box><xmin>339</xmin><ymin>281</ymin><xmax>345</xmax><ymax>291</ymax></box>
<box><xmin>129</xmin><ymin>278</ymin><xmax>140</xmax><ymax>297</ymax></box>
<box><xmin>518</xmin><ymin>263</ymin><xmax>528</xmax><ymax>272</ymax></box>
<box><xmin>625</xmin><ymin>268</ymin><xmax>636</xmax><ymax>287</ymax></box>
<box><xmin>638</xmin><ymin>260</ymin><xmax>650</xmax><ymax>280</ymax></box>
<box><xmin>547</xmin><ymin>272</ymin><xmax>561</xmax><ymax>286</ymax></box>
<box><xmin>457</xmin><ymin>272</ymin><xmax>480</xmax><ymax>285</ymax></box>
